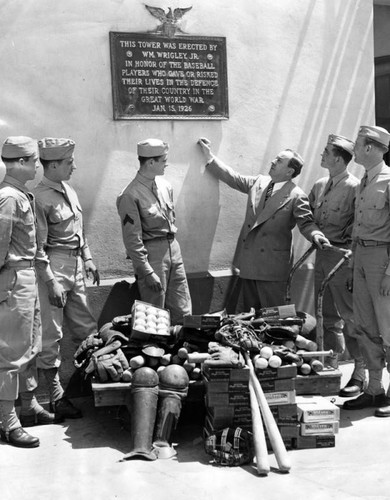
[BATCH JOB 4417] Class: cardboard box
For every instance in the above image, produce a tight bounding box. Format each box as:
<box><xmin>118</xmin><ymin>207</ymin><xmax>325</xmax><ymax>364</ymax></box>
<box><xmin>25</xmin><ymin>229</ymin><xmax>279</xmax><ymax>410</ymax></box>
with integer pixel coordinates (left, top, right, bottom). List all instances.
<box><xmin>130</xmin><ymin>300</ymin><xmax>171</xmax><ymax>343</ymax></box>
<box><xmin>256</xmin><ymin>364</ymin><xmax>297</xmax><ymax>381</ymax></box>
<box><xmin>205</xmin><ymin>391</ymin><xmax>250</xmax><ymax>407</ymax></box>
<box><xmin>203</xmin><ymin>378</ymin><xmax>248</xmax><ymax>393</ymax></box>
<box><xmin>296</xmin><ymin>395</ymin><xmax>340</xmax><ymax>422</ymax></box>
<box><xmin>264</xmin><ymin>390</ymin><xmax>296</xmax><ymax>406</ymax></box>
<box><xmin>202</xmin><ymin>365</ymin><xmax>250</xmax><ymax>382</ymax></box>
<box><xmin>295</xmin><ymin>368</ymin><xmax>341</xmax><ymax>396</ymax></box>
<box><xmin>300</xmin><ymin>421</ymin><xmax>339</xmax><ymax>436</ymax></box>
<box><xmin>270</xmin><ymin>403</ymin><xmax>299</xmax><ymax>424</ymax></box>
<box><xmin>92</xmin><ymin>380</ymin><xmax>131</xmax><ymax>407</ymax></box>
<box><xmin>183</xmin><ymin>313</ymin><xmax>222</xmax><ymax>329</ymax></box>
<box><xmin>259</xmin><ymin>378</ymin><xmax>296</xmax><ymax>393</ymax></box>
<box><xmin>293</xmin><ymin>435</ymin><xmax>336</xmax><ymax>449</ymax></box>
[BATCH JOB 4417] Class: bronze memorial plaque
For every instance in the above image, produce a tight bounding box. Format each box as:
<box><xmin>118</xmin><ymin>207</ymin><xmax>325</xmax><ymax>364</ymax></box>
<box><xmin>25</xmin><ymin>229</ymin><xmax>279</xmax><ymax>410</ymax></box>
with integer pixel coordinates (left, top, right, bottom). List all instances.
<box><xmin>109</xmin><ymin>32</ymin><xmax>228</xmax><ymax>120</ymax></box>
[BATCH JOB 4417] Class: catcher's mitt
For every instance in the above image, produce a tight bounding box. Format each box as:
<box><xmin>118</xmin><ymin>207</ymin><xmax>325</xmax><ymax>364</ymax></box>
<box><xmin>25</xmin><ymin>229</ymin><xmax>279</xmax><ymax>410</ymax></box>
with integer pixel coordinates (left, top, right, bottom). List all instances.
<box><xmin>85</xmin><ymin>345</ymin><xmax>130</xmax><ymax>382</ymax></box>
<box><xmin>204</xmin><ymin>427</ymin><xmax>254</xmax><ymax>466</ymax></box>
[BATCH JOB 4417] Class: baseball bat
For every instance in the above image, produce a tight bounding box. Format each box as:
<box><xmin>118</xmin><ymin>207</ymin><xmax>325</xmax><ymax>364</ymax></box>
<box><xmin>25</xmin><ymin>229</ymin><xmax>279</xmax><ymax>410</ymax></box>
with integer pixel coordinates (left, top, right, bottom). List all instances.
<box><xmin>186</xmin><ymin>352</ymin><xmax>210</xmax><ymax>363</ymax></box>
<box><xmin>296</xmin><ymin>349</ymin><xmax>333</xmax><ymax>359</ymax></box>
<box><xmin>244</xmin><ymin>353</ymin><xmax>292</xmax><ymax>472</ymax></box>
<box><xmin>248</xmin><ymin>378</ymin><xmax>270</xmax><ymax>475</ymax></box>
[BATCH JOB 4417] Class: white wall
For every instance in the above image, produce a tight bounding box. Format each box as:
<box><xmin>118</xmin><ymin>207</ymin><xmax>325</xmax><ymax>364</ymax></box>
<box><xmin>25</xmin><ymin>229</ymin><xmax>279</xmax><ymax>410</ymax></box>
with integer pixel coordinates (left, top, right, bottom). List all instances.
<box><xmin>0</xmin><ymin>0</ymin><xmax>373</xmax><ymax>285</ymax></box>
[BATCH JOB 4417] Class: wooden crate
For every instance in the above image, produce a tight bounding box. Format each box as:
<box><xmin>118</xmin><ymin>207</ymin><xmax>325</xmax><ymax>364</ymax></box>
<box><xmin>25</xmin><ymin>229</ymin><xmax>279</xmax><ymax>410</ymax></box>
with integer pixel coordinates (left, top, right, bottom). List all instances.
<box><xmin>92</xmin><ymin>380</ymin><xmax>131</xmax><ymax>407</ymax></box>
<box><xmin>294</xmin><ymin>368</ymin><xmax>342</xmax><ymax>396</ymax></box>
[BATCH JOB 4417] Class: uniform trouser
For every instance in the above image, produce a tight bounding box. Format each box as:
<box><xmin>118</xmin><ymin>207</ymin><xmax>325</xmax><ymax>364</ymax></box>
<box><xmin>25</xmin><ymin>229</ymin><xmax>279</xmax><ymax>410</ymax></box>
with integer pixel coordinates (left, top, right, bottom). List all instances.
<box><xmin>353</xmin><ymin>245</ymin><xmax>390</xmax><ymax>394</ymax></box>
<box><xmin>37</xmin><ymin>251</ymin><xmax>97</xmax><ymax>370</ymax></box>
<box><xmin>315</xmin><ymin>249</ymin><xmax>365</xmax><ymax>379</ymax></box>
<box><xmin>137</xmin><ymin>238</ymin><xmax>192</xmax><ymax>325</ymax></box>
<box><xmin>0</xmin><ymin>267</ymin><xmax>41</xmax><ymax>400</ymax></box>
<box><xmin>241</xmin><ymin>279</ymin><xmax>286</xmax><ymax>311</ymax></box>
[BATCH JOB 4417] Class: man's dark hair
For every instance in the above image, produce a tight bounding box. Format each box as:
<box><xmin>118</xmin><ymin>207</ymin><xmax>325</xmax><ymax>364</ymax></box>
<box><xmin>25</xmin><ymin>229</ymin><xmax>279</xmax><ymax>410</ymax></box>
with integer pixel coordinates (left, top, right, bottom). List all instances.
<box><xmin>1</xmin><ymin>155</ymin><xmax>33</xmax><ymax>163</ymax></box>
<box><xmin>332</xmin><ymin>145</ymin><xmax>353</xmax><ymax>165</ymax></box>
<box><xmin>138</xmin><ymin>155</ymin><xmax>164</xmax><ymax>165</ymax></box>
<box><xmin>285</xmin><ymin>149</ymin><xmax>304</xmax><ymax>178</ymax></box>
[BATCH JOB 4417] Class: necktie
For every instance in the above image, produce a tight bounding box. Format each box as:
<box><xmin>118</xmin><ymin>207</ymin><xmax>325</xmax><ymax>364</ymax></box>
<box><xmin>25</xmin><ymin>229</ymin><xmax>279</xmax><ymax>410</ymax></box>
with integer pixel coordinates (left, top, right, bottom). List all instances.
<box><xmin>323</xmin><ymin>178</ymin><xmax>333</xmax><ymax>196</ymax></box>
<box><xmin>152</xmin><ymin>180</ymin><xmax>162</xmax><ymax>205</ymax></box>
<box><xmin>360</xmin><ymin>172</ymin><xmax>368</xmax><ymax>192</ymax></box>
<box><xmin>264</xmin><ymin>181</ymin><xmax>274</xmax><ymax>203</ymax></box>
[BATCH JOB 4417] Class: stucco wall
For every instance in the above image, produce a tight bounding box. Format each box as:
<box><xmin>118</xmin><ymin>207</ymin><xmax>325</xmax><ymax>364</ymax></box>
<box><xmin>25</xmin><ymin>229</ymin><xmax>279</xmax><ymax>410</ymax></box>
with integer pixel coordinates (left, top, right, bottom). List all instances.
<box><xmin>0</xmin><ymin>0</ymin><xmax>373</xmax><ymax>295</ymax></box>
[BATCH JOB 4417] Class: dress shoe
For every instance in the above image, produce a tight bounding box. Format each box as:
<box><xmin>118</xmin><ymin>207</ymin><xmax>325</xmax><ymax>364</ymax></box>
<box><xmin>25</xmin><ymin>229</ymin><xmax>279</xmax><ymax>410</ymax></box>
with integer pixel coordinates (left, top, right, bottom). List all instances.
<box><xmin>50</xmin><ymin>396</ymin><xmax>82</xmax><ymax>419</ymax></box>
<box><xmin>375</xmin><ymin>403</ymin><xmax>390</xmax><ymax>417</ymax></box>
<box><xmin>0</xmin><ymin>427</ymin><xmax>40</xmax><ymax>448</ymax></box>
<box><xmin>339</xmin><ymin>378</ymin><xmax>364</xmax><ymax>398</ymax></box>
<box><xmin>343</xmin><ymin>392</ymin><xmax>388</xmax><ymax>410</ymax></box>
<box><xmin>20</xmin><ymin>408</ymin><xmax>64</xmax><ymax>427</ymax></box>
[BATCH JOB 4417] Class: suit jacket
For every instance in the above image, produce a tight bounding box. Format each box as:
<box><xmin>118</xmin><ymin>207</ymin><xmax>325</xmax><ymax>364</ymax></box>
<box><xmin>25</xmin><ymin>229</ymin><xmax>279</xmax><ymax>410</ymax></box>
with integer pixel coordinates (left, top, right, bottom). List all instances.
<box><xmin>207</xmin><ymin>157</ymin><xmax>321</xmax><ymax>281</ymax></box>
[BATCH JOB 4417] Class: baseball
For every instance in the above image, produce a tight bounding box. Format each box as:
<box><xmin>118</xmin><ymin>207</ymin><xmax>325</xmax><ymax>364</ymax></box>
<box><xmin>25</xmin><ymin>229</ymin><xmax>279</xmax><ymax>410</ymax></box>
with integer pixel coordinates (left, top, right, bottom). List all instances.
<box><xmin>255</xmin><ymin>356</ymin><xmax>269</xmax><ymax>370</ymax></box>
<box><xmin>260</xmin><ymin>346</ymin><xmax>273</xmax><ymax>359</ymax></box>
<box><xmin>268</xmin><ymin>355</ymin><xmax>282</xmax><ymax>368</ymax></box>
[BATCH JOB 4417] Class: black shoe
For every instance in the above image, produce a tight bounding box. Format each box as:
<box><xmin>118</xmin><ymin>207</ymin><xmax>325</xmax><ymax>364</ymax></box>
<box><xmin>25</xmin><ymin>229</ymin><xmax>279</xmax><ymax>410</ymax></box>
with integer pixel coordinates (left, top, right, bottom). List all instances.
<box><xmin>375</xmin><ymin>404</ymin><xmax>390</xmax><ymax>417</ymax></box>
<box><xmin>343</xmin><ymin>392</ymin><xmax>388</xmax><ymax>410</ymax></box>
<box><xmin>50</xmin><ymin>397</ymin><xmax>82</xmax><ymax>419</ymax></box>
<box><xmin>0</xmin><ymin>427</ymin><xmax>40</xmax><ymax>448</ymax></box>
<box><xmin>20</xmin><ymin>408</ymin><xmax>64</xmax><ymax>427</ymax></box>
<box><xmin>339</xmin><ymin>378</ymin><xmax>364</xmax><ymax>398</ymax></box>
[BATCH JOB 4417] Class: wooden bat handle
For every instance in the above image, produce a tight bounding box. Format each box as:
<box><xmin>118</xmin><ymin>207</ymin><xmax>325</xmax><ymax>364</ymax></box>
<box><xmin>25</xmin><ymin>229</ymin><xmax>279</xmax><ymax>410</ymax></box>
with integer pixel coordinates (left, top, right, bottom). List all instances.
<box><xmin>186</xmin><ymin>352</ymin><xmax>210</xmax><ymax>363</ymax></box>
<box><xmin>244</xmin><ymin>353</ymin><xmax>292</xmax><ymax>473</ymax></box>
<box><xmin>297</xmin><ymin>349</ymin><xmax>333</xmax><ymax>359</ymax></box>
<box><xmin>248</xmin><ymin>378</ymin><xmax>270</xmax><ymax>475</ymax></box>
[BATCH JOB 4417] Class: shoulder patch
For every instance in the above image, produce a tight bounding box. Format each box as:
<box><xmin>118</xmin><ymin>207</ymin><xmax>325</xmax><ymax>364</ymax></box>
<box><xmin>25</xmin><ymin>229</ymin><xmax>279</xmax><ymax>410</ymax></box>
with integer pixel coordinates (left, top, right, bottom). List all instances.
<box><xmin>123</xmin><ymin>214</ymin><xmax>134</xmax><ymax>225</ymax></box>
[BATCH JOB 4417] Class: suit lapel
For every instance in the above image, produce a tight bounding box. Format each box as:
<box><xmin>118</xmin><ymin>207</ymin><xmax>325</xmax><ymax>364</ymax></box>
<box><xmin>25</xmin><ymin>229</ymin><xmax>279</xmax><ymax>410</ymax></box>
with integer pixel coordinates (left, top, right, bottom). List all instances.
<box><xmin>253</xmin><ymin>181</ymin><xmax>293</xmax><ymax>228</ymax></box>
<box><xmin>253</xmin><ymin>177</ymin><xmax>270</xmax><ymax>216</ymax></box>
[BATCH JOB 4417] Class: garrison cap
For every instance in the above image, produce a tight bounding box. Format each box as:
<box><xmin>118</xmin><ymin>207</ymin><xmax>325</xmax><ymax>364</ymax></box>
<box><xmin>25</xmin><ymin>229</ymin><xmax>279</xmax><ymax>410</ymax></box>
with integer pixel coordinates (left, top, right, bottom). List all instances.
<box><xmin>358</xmin><ymin>126</ymin><xmax>390</xmax><ymax>149</ymax></box>
<box><xmin>38</xmin><ymin>137</ymin><xmax>75</xmax><ymax>160</ymax></box>
<box><xmin>327</xmin><ymin>134</ymin><xmax>354</xmax><ymax>155</ymax></box>
<box><xmin>137</xmin><ymin>138</ymin><xmax>169</xmax><ymax>157</ymax></box>
<box><xmin>2</xmin><ymin>136</ymin><xmax>37</xmax><ymax>159</ymax></box>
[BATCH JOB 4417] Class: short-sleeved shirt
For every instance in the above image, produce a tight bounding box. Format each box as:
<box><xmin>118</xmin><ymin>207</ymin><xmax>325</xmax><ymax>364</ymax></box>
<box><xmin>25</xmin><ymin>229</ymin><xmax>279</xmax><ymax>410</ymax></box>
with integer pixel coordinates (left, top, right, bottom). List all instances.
<box><xmin>34</xmin><ymin>177</ymin><xmax>91</xmax><ymax>281</ymax></box>
<box><xmin>309</xmin><ymin>170</ymin><xmax>359</xmax><ymax>245</ymax></box>
<box><xmin>116</xmin><ymin>172</ymin><xmax>177</xmax><ymax>278</ymax></box>
<box><xmin>0</xmin><ymin>175</ymin><xmax>38</xmax><ymax>268</ymax></box>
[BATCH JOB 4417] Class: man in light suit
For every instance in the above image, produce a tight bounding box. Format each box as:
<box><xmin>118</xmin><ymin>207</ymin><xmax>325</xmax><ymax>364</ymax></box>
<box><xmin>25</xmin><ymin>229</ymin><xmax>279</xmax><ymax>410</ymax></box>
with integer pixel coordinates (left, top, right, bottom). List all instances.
<box><xmin>197</xmin><ymin>138</ymin><xmax>329</xmax><ymax>310</ymax></box>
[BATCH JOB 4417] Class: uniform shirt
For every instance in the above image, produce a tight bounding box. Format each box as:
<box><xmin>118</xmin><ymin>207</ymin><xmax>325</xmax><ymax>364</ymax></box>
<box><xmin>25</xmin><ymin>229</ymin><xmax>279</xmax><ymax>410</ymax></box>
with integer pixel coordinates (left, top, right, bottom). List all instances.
<box><xmin>116</xmin><ymin>172</ymin><xmax>177</xmax><ymax>278</ymax></box>
<box><xmin>352</xmin><ymin>161</ymin><xmax>390</xmax><ymax>274</ymax></box>
<box><xmin>0</xmin><ymin>175</ymin><xmax>38</xmax><ymax>267</ymax></box>
<box><xmin>309</xmin><ymin>170</ymin><xmax>358</xmax><ymax>245</ymax></box>
<box><xmin>34</xmin><ymin>177</ymin><xmax>92</xmax><ymax>282</ymax></box>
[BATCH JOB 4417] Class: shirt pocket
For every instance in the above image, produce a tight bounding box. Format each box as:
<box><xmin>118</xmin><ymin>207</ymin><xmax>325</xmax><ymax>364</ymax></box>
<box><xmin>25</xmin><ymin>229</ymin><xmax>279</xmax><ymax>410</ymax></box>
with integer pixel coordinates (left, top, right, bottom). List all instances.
<box><xmin>48</xmin><ymin>203</ymin><xmax>74</xmax><ymax>224</ymax></box>
<box><xmin>365</xmin><ymin>192</ymin><xmax>387</xmax><ymax>224</ymax></box>
<box><xmin>19</xmin><ymin>200</ymin><xmax>34</xmax><ymax>226</ymax></box>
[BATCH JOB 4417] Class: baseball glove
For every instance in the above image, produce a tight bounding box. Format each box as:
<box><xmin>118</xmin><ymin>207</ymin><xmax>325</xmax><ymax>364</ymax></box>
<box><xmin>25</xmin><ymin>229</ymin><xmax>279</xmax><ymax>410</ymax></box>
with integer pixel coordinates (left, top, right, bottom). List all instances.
<box><xmin>204</xmin><ymin>427</ymin><xmax>254</xmax><ymax>466</ymax></box>
<box><xmin>85</xmin><ymin>348</ymin><xmax>130</xmax><ymax>383</ymax></box>
<box><xmin>74</xmin><ymin>333</ymin><xmax>103</xmax><ymax>368</ymax></box>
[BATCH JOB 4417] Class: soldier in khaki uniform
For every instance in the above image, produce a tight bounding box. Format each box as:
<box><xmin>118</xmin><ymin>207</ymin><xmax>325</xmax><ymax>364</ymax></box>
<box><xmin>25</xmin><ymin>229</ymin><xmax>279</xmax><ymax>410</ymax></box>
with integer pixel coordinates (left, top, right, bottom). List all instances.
<box><xmin>34</xmin><ymin>138</ymin><xmax>100</xmax><ymax>420</ymax></box>
<box><xmin>116</xmin><ymin>139</ymin><xmax>192</xmax><ymax>324</ymax></box>
<box><xmin>343</xmin><ymin>126</ymin><xmax>390</xmax><ymax>415</ymax></box>
<box><xmin>308</xmin><ymin>134</ymin><xmax>365</xmax><ymax>391</ymax></box>
<box><xmin>0</xmin><ymin>137</ymin><xmax>58</xmax><ymax>448</ymax></box>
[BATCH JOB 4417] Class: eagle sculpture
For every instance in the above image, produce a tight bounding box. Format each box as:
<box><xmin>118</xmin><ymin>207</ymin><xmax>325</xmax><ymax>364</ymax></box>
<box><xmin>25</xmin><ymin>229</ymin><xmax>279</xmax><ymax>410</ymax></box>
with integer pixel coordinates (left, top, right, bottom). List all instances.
<box><xmin>145</xmin><ymin>5</ymin><xmax>193</xmax><ymax>36</ymax></box>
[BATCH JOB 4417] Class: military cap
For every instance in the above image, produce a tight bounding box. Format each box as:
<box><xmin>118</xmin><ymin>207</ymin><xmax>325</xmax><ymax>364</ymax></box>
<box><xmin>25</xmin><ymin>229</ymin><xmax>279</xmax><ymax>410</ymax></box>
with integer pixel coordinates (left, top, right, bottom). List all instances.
<box><xmin>358</xmin><ymin>126</ymin><xmax>390</xmax><ymax>149</ymax></box>
<box><xmin>327</xmin><ymin>134</ymin><xmax>354</xmax><ymax>155</ymax></box>
<box><xmin>137</xmin><ymin>138</ymin><xmax>169</xmax><ymax>157</ymax></box>
<box><xmin>2</xmin><ymin>136</ymin><xmax>37</xmax><ymax>159</ymax></box>
<box><xmin>38</xmin><ymin>137</ymin><xmax>75</xmax><ymax>160</ymax></box>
